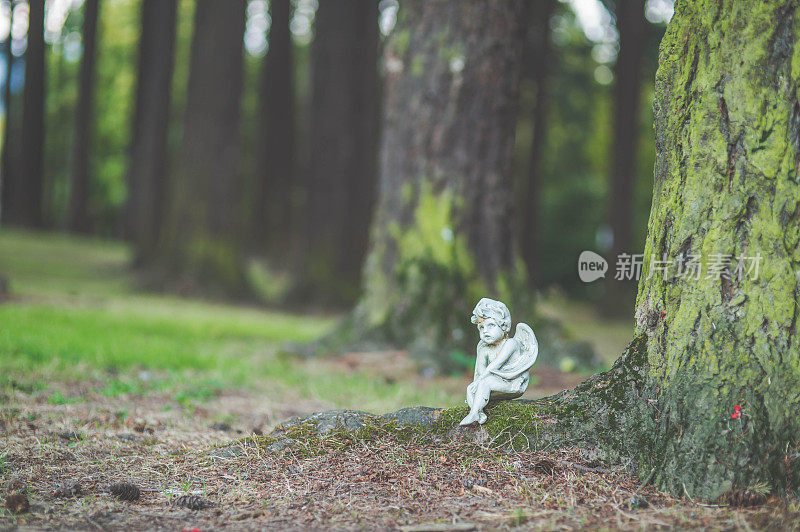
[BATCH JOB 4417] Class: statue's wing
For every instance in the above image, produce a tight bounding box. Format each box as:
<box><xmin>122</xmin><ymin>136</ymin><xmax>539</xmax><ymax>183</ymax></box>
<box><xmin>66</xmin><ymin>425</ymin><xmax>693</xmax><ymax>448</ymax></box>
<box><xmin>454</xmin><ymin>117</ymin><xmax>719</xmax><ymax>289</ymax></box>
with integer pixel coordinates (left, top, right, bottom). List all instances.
<box><xmin>490</xmin><ymin>323</ymin><xmax>539</xmax><ymax>380</ymax></box>
<box><xmin>513</xmin><ymin>322</ymin><xmax>538</xmax><ymax>369</ymax></box>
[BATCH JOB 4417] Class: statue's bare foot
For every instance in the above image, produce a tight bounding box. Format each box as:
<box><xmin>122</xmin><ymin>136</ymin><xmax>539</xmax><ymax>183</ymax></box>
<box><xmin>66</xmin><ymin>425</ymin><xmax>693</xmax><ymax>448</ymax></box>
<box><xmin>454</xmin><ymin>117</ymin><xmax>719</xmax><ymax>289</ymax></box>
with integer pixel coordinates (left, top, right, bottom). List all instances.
<box><xmin>459</xmin><ymin>412</ymin><xmax>479</xmax><ymax>425</ymax></box>
<box><xmin>478</xmin><ymin>412</ymin><xmax>487</xmax><ymax>424</ymax></box>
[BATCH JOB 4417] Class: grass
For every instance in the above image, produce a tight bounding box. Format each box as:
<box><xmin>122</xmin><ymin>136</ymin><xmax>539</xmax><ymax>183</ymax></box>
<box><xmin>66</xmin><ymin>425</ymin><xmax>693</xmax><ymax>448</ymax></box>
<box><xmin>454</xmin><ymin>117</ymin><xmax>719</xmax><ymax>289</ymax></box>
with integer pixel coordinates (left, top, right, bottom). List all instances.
<box><xmin>0</xmin><ymin>230</ymin><xmax>131</xmax><ymax>297</ymax></box>
<box><xmin>0</xmin><ymin>229</ymin><xmax>467</xmax><ymax>412</ymax></box>
<box><xmin>0</xmin><ymin>303</ymin><xmax>328</xmax><ymax>372</ymax></box>
<box><xmin>0</xmin><ymin>229</ymin><xmax>333</xmax><ymax>379</ymax></box>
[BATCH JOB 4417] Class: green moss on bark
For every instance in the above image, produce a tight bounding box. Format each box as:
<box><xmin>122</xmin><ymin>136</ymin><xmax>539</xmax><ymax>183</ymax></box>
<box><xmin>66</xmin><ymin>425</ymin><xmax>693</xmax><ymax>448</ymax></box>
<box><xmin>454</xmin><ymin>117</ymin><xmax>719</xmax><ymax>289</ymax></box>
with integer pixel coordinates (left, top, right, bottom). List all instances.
<box><xmin>635</xmin><ymin>0</ymin><xmax>800</xmax><ymax>499</ymax></box>
<box><xmin>353</xmin><ymin>183</ymin><xmax>530</xmax><ymax>369</ymax></box>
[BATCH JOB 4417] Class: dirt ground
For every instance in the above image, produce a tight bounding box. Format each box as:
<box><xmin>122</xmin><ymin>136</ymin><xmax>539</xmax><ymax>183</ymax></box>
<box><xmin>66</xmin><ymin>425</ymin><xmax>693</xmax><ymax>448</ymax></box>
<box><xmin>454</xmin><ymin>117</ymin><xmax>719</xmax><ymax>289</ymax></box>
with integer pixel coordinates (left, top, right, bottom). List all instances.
<box><xmin>2</xmin><ymin>381</ymin><xmax>800</xmax><ymax>531</ymax></box>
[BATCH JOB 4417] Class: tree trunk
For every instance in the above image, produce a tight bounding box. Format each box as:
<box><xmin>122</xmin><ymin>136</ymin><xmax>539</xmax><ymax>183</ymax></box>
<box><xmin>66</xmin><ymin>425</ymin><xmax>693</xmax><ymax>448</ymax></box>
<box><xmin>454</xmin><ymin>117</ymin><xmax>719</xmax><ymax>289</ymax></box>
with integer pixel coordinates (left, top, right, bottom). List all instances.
<box><xmin>126</xmin><ymin>0</ymin><xmax>177</xmax><ymax>265</ymax></box>
<box><xmin>158</xmin><ymin>0</ymin><xmax>246</xmax><ymax>296</ymax></box>
<box><xmin>606</xmin><ymin>0</ymin><xmax>647</xmax><ymax>312</ymax></box>
<box><xmin>251</xmin><ymin>0</ymin><xmax>294</xmax><ymax>254</ymax></box>
<box><xmin>301</xmin><ymin>0</ymin><xmax>378</xmax><ymax>304</ymax></box>
<box><xmin>67</xmin><ymin>0</ymin><xmax>99</xmax><ymax>233</ymax></box>
<box><xmin>633</xmin><ymin>0</ymin><xmax>800</xmax><ymax>499</ymax></box>
<box><xmin>339</xmin><ymin>1</ymin><xmax>379</xmax><ymax>284</ymax></box>
<box><xmin>347</xmin><ymin>0</ymin><xmax>529</xmax><ymax>368</ymax></box>
<box><xmin>521</xmin><ymin>0</ymin><xmax>555</xmax><ymax>284</ymax></box>
<box><xmin>442</xmin><ymin>0</ymin><xmax>800</xmax><ymax>501</ymax></box>
<box><xmin>12</xmin><ymin>0</ymin><xmax>45</xmax><ymax>228</ymax></box>
<box><xmin>0</xmin><ymin>1</ymin><xmax>15</xmax><ymax>225</ymax></box>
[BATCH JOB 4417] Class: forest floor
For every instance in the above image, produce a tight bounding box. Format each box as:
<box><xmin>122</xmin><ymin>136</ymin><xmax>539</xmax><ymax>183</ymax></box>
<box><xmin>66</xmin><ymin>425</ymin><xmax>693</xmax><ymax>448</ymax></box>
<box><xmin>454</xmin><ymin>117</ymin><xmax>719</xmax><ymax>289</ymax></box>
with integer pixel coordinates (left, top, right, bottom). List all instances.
<box><xmin>1</xmin><ymin>230</ymin><xmax>798</xmax><ymax>530</ymax></box>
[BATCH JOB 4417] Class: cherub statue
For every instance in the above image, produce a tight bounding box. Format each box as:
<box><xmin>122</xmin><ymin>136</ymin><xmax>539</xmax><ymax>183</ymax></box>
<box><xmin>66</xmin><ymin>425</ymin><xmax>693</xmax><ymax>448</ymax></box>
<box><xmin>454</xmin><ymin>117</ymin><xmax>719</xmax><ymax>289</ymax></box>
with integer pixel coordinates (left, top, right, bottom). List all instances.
<box><xmin>459</xmin><ymin>298</ymin><xmax>538</xmax><ymax>425</ymax></box>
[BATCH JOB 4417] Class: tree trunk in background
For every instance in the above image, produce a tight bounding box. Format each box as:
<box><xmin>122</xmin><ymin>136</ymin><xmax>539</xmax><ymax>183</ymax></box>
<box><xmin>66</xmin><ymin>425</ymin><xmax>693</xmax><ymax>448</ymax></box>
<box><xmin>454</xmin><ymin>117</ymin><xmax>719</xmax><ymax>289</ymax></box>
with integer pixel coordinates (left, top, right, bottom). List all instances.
<box><xmin>521</xmin><ymin>0</ymin><xmax>555</xmax><ymax>284</ymax></box>
<box><xmin>11</xmin><ymin>0</ymin><xmax>45</xmax><ymax>228</ymax></box>
<box><xmin>126</xmin><ymin>0</ymin><xmax>177</xmax><ymax>266</ymax></box>
<box><xmin>346</xmin><ymin>0</ymin><xmax>529</xmax><ymax>369</ymax></box>
<box><xmin>251</xmin><ymin>0</ymin><xmax>294</xmax><ymax>255</ymax></box>
<box><xmin>302</xmin><ymin>0</ymin><xmax>378</xmax><ymax>304</ymax></box>
<box><xmin>341</xmin><ymin>1</ymin><xmax>379</xmax><ymax>291</ymax></box>
<box><xmin>0</xmin><ymin>1</ymin><xmax>15</xmax><ymax>225</ymax></box>
<box><xmin>67</xmin><ymin>0</ymin><xmax>99</xmax><ymax>233</ymax></box>
<box><xmin>606</xmin><ymin>0</ymin><xmax>646</xmax><ymax>312</ymax></box>
<box><xmin>158</xmin><ymin>0</ymin><xmax>246</xmax><ymax>296</ymax></box>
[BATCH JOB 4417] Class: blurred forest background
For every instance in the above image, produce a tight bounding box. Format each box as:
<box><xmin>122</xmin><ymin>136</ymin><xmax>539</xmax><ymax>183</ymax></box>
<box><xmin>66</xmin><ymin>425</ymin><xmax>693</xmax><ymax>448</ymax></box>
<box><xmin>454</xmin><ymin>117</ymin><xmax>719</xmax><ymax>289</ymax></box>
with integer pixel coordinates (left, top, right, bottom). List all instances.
<box><xmin>0</xmin><ymin>0</ymin><xmax>674</xmax><ymax>380</ymax></box>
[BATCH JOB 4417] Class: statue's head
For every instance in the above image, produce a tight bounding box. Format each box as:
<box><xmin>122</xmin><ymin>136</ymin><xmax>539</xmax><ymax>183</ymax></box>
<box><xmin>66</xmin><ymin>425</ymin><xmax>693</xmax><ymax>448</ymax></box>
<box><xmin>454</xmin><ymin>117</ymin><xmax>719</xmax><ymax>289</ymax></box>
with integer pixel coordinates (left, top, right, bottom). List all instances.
<box><xmin>471</xmin><ymin>298</ymin><xmax>511</xmax><ymax>345</ymax></box>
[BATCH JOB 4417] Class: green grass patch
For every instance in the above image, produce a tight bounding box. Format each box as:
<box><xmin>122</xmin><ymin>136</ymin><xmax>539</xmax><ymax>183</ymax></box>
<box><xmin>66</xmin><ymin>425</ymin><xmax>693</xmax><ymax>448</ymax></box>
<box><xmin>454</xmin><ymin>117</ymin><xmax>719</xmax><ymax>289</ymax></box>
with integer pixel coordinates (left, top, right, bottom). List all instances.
<box><xmin>47</xmin><ymin>390</ymin><xmax>82</xmax><ymax>405</ymax></box>
<box><xmin>0</xmin><ymin>302</ymin><xmax>331</xmax><ymax>373</ymax></box>
<box><xmin>0</xmin><ymin>230</ymin><xmax>463</xmax><ymax>412</ymax></box>
<box><xmin>0</xmin><ymin>229</ymin><xmax>131</xmax><ymax>297</ymax></box>
<box><xmin>0</xmin><ymin>229</ymin><xmax>336</xmax><ymax>377</ymax></box>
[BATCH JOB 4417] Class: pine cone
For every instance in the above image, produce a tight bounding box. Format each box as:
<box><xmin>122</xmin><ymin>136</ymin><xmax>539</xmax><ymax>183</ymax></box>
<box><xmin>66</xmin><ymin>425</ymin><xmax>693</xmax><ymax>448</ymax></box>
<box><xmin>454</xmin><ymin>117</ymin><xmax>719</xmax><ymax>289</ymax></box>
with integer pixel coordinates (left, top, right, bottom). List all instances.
<box><xmin>172</xmin><ymin>494</ymin><xmax>214</xmax><ymax>510</ymax></box>
<box><xmin>109</xmin><ymin>482</ymin><xmax>141</xmax><ymax>501</ymax></box>
<box><xmin>5</xmin><ymin>492</ymin><xmax>30</xmax><ymax>514</ymax></box>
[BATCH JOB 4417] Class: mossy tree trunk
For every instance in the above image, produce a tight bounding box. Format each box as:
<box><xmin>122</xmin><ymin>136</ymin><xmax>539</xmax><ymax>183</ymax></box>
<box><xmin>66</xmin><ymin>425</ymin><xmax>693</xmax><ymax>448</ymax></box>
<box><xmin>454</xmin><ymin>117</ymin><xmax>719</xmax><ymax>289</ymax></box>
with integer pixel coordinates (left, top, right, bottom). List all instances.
<box><xmin>633</xmin><ymin>0</ymin><xmax>800</xmax><ymax>499</ymax></box>
<box><xmin>350</xmin><ymin>0</ymin><xmax>529</xmax><ymax>368</ymax></box>
<box><xmin>469</xmin><ymin>0</ymin><xmax>800</xmax><ymax>501</ymax></box>
<box><xmin>157</xmin><ymin>0</ymin><xmax>247</xmax><ymax>296</ymax></box>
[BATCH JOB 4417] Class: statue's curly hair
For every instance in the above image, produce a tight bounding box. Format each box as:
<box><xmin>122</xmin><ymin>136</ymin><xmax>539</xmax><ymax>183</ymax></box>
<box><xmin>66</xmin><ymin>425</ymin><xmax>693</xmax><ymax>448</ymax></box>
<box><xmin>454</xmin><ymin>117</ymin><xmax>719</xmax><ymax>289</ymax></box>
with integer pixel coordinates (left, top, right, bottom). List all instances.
<box><xmin>470</xmin><ymin>298</ymin><xmax>511</xmax><ymax>333</ymax></box>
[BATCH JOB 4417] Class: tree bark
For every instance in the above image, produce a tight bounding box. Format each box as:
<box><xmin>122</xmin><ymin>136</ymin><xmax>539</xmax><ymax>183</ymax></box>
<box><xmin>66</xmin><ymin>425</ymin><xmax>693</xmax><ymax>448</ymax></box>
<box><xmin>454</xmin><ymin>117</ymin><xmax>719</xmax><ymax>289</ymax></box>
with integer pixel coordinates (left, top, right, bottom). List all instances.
<box><xmin>442</xmin><ymin>0</ymin><xmax>800</xmax><ymax>501</ymax></box>
<box><xmin>158</xmin><ymin>0</ymin><xmax>246</xmax><ymax>296</ymax></box>
<box><xmin>606</xmin><ymin>0</ymin><xmax>647</xmax><ymax>312</ymax></box>
<box><xmin>633</xmin><ymin>0</ymin><xmax>800</xmax><ymax>499</ymax></box>
<box><xmin>67</xmin><ymin>0</ymin><xmax>99</xmax><ymax>233</ymax></box>
<box><xmin>521</xmin><ymin>0</ymin><xmax>555</xmax><ymax>284</ymax></box>
<box><xmin>301</xmin><ymin>0</ymin><xmax>378</xmax><ymax>303</ymax></box>
<box><xmin>251</xmin><ymin>0</ymin><xmax>294</xmax><ymax>254</ymax></box>
<box><xmin>348</xmin><ymin>0</ymin><xmax>529</xmax><ymax>368</ymax></box>
<box><xmin>11</xmin><ymin>0</ymin><xmax>45</xmax><ymax>228</ymax></box>
<box><xmin>0</xmin><ymin>1</ymin><xmax>15</xmax><ymax>225</ymax></box>
<box><xmin>126</xmin><ymin>0</ymin><xmax>177</xmax><ymax>265</ymax></box>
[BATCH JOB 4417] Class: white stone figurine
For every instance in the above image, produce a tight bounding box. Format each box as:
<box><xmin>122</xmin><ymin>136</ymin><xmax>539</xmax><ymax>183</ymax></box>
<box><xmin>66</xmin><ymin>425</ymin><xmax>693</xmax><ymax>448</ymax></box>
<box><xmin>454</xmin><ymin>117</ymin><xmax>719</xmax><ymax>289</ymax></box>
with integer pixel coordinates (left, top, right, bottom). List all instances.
<box><xmin>459</xmin><ymin>298</ymin><xmax>538</xmax><ymax>426</ymax></box>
